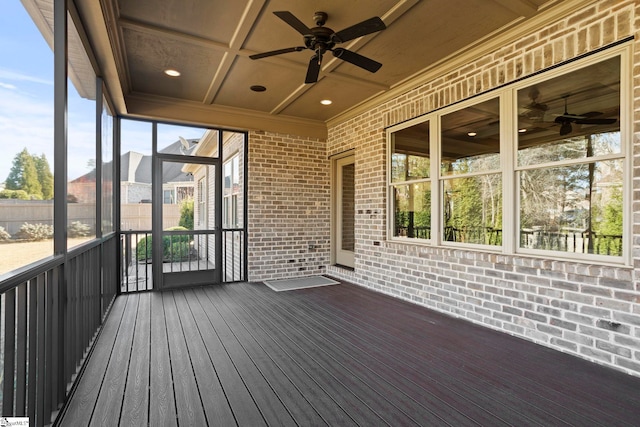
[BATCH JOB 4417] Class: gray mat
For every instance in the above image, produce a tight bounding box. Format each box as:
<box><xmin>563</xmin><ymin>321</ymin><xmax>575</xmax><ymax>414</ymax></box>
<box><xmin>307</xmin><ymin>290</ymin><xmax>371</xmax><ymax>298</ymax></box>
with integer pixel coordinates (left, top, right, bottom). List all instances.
<box><xmin>263</xmin><ymin>275</ymin><xmax>340</xmax><ymax>292</ymax></box>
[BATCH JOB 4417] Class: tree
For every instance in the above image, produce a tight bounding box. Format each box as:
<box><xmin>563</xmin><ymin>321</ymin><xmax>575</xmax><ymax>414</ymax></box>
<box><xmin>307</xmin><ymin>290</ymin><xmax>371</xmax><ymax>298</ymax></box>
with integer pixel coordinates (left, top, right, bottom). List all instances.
<box><xmin>179</xmin><ymin>198</ymin><xmax>194</xmax><ymax>230</ymax></box>
<box><xmin>6</xmin><ymin>148</ymin><xmax>42</xmax><ymax>197</ymax></box>
<box><xmin>35</xmin><ymin>154</ymin><xmax>54</xmax><ymax>199</ymax></box>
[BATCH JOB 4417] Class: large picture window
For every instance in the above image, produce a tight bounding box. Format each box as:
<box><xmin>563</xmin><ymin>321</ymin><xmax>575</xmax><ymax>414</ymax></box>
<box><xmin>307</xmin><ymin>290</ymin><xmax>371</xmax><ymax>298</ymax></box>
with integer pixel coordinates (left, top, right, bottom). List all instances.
<box><xmin>387</xmin><ymin>48</ymin><xmax>627</xmax><ymax>263</ymax></box>
<box><xmin>516</xmin><ymin>56</ymin><xmax>621</xmax><ymax>258</ymax></box>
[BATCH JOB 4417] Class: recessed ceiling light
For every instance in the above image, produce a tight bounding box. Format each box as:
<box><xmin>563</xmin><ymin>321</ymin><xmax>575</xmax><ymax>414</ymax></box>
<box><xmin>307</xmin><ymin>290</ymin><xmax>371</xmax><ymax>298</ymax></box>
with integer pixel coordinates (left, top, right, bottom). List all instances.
<box><xmin>320</xmin><ymin>99</ymin><xmax>332</xmax><ymax>105</ymax></box>
<box><xmin>467</xmin><ymin>132</ymin><xmax>477</xmax><ymax>137</ymax></box>
<box><xmin>164</xmin><ymin>69</ymin><xmax>181</xmax><ymax>77</ymax></box>
<box><xmin>250</xmin><ymin>85</ymin><xmax>267</xmax><ymax>92</ymax></box>
<box><xmin>518</xmin><ymin>128</ymin><xmax>527</xmax><ymax>133</ymax></box>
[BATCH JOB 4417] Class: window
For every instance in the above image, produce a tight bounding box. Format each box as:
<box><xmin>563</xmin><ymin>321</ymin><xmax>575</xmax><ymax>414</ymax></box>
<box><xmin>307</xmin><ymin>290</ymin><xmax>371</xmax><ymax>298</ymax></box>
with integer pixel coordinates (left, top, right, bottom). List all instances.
<box><xmin>163</xmin><ymin>189</ymin><xmax>174</xmax><ymax>204</ymax></box>
<box><xmin>441</xmin><ymin>97</ymin><xmax>502</xmax><ymax>246</ymax></box>
<box><xmin>223</xmin><ymin>154</ymin><xmax>240</xmax><ymax>228</ymax></box>
<box><xmin>516</xmin><ymin>55</ymin><xmax>622</xmax><ymax>258</ymax></box>
<box><xmin>390</xmin><ymin>121</ymin><xmax>431</xmax><ymax>239</ymax></box>
<box><xmin>387</xmin><ymin>48</ymin><xmax>628</xmax><ymax>263</ymax></box>
<box><xmin>197</xmin><ymin>178</ymin><xmax>206</xmax><ymax>226</ymax></box>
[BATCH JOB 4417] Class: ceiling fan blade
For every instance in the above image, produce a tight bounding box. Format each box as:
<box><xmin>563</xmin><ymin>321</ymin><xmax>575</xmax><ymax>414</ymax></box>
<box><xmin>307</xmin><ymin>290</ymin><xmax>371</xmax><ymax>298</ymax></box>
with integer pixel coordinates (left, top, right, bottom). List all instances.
<box><xmin>332</xmin><ymin>48</ymin><xmax>382</xmax><ymax>73</ymax></box>
<box><xmin>249</xmin><ymin>46</ymin><xmax>305</xmax><ymax>60</ymax></box>
<box><xmin>305</xmin><ymin>55</ymin><xmax>321</xmax><ymax>84</ymax></box>
<box><xmin>575</xmin><ymin>118</ymin><xmax>617</xmax><ymax>125</ymax></box>
<box><xmin>273</xmin><ymin>11</ymin><xmax>312</xmax><ymax>36</ymax></box>
<box><xmin>332</xmin><ymin>17</ymin><xmax>386</xmax><ymax>43</ymax></box>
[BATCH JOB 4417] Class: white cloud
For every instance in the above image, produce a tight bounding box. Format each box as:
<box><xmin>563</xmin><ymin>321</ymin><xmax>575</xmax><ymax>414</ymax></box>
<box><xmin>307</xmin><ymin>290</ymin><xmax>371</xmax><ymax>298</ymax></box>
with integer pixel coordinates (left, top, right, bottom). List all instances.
<box><xmin>0</xmin><ymin>68</ymin><xmax>53</xmax><ymax>86</ymax></box>
<box><xmin>0</xmin><ymin>82</ymin><xmax>17</xmax><ymax>90</ymax></box>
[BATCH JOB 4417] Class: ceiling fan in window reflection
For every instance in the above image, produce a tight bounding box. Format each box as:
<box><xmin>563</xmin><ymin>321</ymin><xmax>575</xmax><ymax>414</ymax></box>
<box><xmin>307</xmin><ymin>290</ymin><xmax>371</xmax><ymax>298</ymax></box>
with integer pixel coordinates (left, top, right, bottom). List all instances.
<box><xmin>554</xmin><ymin>95</ymin><xmax>617</xmax><ymax>136</ymax></box>
<box><xmin>249</xmin><ymin>11</ymin><xmax>386</xmax><ymax>84</ymax></box>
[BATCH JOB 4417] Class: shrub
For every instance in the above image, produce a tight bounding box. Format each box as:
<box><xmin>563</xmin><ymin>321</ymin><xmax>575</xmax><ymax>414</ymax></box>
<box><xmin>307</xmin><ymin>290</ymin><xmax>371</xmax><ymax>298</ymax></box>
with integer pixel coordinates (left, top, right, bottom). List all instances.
<box><xmin>68</xmin><ymin>221</ymin><xmax>91</xmax><ymax>237</ymax></box>
<box><xmin>136</xmin><ymin>226</ymin><xmax>191</xmax><ymax>261</ymax></box>
<box><xmin>0</xmin><ymin>226</ymin><xmax>10</xmax><ymax>241</ymax></box>
<box><xmin>166</xmin><ymin>241</ymin><xmax>191</xmax><ymax>262</ymax></box>
<box><xmin>15</xmin><ymin>223</ymin><xmax>53</xmax><ymax>241</ymax></box>
<box><xmin>0</xmin><ymin>189</ymin><xmax>30</xmax><ymax>199</ymax></box>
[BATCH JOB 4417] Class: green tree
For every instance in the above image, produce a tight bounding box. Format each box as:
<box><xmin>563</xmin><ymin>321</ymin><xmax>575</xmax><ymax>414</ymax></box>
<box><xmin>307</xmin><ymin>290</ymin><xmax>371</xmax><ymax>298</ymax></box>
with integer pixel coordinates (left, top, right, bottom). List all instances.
<box><xmin>6</xmin><ymin>148</ymin><xmax>42</xmax><ymax>198</ymax></box>
<box><xmin>35</xmin><ymin>154</ymin><xmax>54</xmax><ymax>199</ymax></box>
<box><xmin>179</xmin><ymin>198</ymin><xmax>194</xmax><ymax>230</ymax></box>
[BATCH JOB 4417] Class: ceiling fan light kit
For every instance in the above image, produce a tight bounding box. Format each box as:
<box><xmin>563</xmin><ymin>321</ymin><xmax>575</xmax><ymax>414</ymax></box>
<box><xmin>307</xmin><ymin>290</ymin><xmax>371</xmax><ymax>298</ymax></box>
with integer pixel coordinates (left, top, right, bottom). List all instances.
<box><xmin>249</xmin><ymin>11</ymin><xmax>386</xmax><ymax>84</ymax></box>
<box><xmin>553</xmin><ymin>95</ymin><xmax>617</xmax><ymax>136</ymax></box>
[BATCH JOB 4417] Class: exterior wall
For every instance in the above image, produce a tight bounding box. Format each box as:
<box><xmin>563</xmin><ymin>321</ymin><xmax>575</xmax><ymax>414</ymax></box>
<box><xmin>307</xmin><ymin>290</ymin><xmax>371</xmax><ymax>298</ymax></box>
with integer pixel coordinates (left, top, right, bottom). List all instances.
<box><xmin>121</xmin><ymin>181</ymin><xmax>151</xmax><ymax>204</ymax></box>
<box><xmin>325</xmin><ymin>1</ymin><xmax>640</xmax><ymax>376</ymax></box>
<box><xmin>248</xmin><ymin>131</ymin><xmax>330</xmax><ymax>281</ymax></box>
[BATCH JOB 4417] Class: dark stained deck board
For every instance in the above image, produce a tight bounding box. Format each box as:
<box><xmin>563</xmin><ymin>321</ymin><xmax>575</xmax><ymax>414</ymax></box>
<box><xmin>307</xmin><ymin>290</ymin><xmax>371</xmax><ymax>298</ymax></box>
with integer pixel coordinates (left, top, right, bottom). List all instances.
<box><xmin>59</xmin><ymin>281</ymin><xmax>640</xmax><ymax>427</ymax></box>
<box><xmin>120</xmin><ymin>292</ymin><xmax>150</xmax><ymax>426</ymax></box>
<box><xmin>297</xmin><ymin>284</ymin><xmax>635</xmax><ymax>425</ymax></box>
<box><xmin>188</xmin><ymin>288</ymin><xmax>297</xmax><ymax>427</ymax></box>
<box><xmin>59</xmin><ymin>295</ymin><xmax>128</xmax><ymax>426</ymax></box>
<box><xmin>148</xmin><ymin>292</ymin><xmax>177</xmax><ymax>427</ymax></box>
<box><xmin>230</xmin><ymin>283</ymin><xmax>521</xmax><ymax>426</ymax></box>
<box><xmin>196</xmin><ymin>287</ymin><xmax>331</xmax><ymax>426</ymax></box>
<box><xmin>181</xmin><ymin>289</ymin><xmax>267</xmax><ymax>426</ymax></box>
<box><xmin>311</xmin><ymin>283</ymin><xmax>640</xmax><ymax>423</ymax></box>
<box><xmin>171</xmin><ymin>290</ymin><xmax>237</xmax><ymax>426</ymax></box>
<box><xmin>256</xmin><ymin>284</ymin><xmax>585</xmax><ymax>426</ymax></box>
<box><xmin>161</xmin><ymin>291</ymin><xmax>208</xmax><ymax>426</ymax></box>
<box><xmin>90</xmin><ymin>293</ymin><xmax>139</xmax><ymax>426</ymax></box>
<box><xmin>209</xmin><ymin>287</ymin><xmax>358</xmax><ymax>426</ymax></box>
<box><xmin>224</xmin><ymin>284</ymin><xmax>455</xmax><ymax>426</ymax></box>
<box><xmin>215</xmin><ymin>285</ymin><xmax>401</xmax><ymax>426</ymax></box>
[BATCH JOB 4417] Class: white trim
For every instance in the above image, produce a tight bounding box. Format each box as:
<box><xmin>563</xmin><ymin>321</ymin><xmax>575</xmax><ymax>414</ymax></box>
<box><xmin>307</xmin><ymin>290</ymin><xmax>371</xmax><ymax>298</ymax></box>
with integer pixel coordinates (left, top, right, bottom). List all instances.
<box><xmin>385</xmin><ymin>42</ymin><xmax>631</xmax><ymax>266</ymax></box>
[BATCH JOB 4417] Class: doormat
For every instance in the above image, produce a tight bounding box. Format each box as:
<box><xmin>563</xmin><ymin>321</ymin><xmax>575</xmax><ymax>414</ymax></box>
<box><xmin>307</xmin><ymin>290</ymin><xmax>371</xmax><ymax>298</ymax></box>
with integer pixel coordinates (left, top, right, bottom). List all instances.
<box><xmin>263</xmin><ymin>275</ymin><xmax>340</xmax><ymax>292</ymax></box>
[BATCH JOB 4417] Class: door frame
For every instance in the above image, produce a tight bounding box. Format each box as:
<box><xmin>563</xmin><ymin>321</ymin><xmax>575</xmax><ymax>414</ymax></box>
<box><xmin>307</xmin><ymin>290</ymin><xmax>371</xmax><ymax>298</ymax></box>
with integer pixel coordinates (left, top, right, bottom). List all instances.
<box><xmin>153</xmin><ymin>155</ymin><xmax>221</xmax><ymax>290</ymax></box>
<box><xmin>331</xmin><ymin>152</ymin><xmax>355</xmax><ymax>268</ymax></box>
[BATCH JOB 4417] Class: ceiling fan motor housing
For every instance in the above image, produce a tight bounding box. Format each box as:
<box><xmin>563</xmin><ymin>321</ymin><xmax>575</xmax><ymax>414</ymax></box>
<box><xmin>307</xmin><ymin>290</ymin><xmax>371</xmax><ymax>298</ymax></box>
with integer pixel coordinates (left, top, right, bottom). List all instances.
<box><xmin>313</xmin><ymin>11</ymin><xmax>328</xmax><ymax>26</ymax></box>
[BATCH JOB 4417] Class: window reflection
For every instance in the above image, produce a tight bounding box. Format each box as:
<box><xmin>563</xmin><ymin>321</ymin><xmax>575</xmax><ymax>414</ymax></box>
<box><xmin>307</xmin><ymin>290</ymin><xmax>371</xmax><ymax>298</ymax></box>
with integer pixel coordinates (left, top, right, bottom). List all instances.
<box><xmin>441</xmin><ymin>98</ymin><xmax>502</xmax><ymax>246</ymax></box>
<box><xmin>441</xmin><ymin>98</ymin><xmax>500</xmax><ymax>176</ymax></box>
<box><xmin>517</xmin><ymin>56</ymin><xmax>622</xmax><ymax>257</ymax></box>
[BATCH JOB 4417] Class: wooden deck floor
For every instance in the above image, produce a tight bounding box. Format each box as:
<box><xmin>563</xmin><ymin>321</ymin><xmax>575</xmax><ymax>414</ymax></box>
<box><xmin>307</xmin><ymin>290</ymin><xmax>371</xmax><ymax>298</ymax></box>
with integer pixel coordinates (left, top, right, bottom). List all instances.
<box><xmin>58</xmin><ymin>281</ymin><xmax>640</xmax><ymax>426</ymax></box>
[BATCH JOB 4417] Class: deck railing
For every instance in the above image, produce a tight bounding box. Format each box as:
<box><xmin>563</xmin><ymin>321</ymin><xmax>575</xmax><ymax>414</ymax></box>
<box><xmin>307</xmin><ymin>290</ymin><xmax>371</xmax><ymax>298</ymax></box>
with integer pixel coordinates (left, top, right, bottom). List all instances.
<box><xmin>120</xmin><ymin>229</ymin><xmax>245</xmax><ymax>291</ymax></box>
<box><xmin>0</xmin><ymin>235</ymin><xmax>118</xmax><ymax>426</ymax></box>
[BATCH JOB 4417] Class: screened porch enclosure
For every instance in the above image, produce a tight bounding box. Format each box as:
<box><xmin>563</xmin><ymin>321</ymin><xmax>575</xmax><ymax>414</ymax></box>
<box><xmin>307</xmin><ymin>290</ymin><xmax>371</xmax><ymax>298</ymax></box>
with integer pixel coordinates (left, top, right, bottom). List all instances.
<box><xmin>118</xmin><ymin>122</ymin><xmax>247</xmax><ymax>292</ymax></box>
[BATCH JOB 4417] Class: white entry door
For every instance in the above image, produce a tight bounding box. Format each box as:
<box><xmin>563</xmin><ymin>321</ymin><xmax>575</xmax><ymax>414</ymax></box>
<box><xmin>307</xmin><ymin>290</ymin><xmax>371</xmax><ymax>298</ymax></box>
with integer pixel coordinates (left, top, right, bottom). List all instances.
<box><xmin>334</xmin><ymin>155</ymin><xmax>355</xmax><ymax>268</ymax></box>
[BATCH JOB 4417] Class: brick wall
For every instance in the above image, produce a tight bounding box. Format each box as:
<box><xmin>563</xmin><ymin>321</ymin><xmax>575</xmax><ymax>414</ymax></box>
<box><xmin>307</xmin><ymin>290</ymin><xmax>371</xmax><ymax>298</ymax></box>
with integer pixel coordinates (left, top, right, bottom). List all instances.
<box><xmin>247</xmin><ymin>131</ymin><xmax>330</xmax><ymax>281</ymax></box>
<box><xmin>325</xmin><ymin>1</ymin><xmax>640</xmax><ymax>376</ymax></box>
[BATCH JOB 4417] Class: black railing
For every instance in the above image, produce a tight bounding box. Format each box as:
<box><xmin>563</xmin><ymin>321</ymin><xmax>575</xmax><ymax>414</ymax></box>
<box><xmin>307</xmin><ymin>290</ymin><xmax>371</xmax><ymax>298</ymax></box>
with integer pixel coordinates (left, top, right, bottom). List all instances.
<box><xmin>520</xmin><ymin>229</ymin><xmax>623</xmax><ymax>256</ymax></box>
<box><xmin>223</xmin><ymin>229</ymin><xmax>245</xmax><ymax>282</ymax></box>
<box><xmin>121</xmin><ymin>229</ymin><xmax>244</xmax><ymax>291</ymax></box>
<box><xmin>0</xmin><ymin>235</ymin><xmax>118</xmax><ymax>426</ymax></box>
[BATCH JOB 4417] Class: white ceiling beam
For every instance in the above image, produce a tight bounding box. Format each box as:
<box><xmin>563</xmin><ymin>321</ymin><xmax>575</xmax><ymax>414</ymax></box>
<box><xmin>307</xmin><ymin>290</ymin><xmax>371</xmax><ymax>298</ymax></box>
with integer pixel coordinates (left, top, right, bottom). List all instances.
<box><xmin>270</xmin><ymin>0</ymin><xmax>419</xmax><ymax>115</ymax></box>
<box><xmin>203</xmin><ymin>0</ymin><xmax>267</xmax><ymax>104</ymax></box>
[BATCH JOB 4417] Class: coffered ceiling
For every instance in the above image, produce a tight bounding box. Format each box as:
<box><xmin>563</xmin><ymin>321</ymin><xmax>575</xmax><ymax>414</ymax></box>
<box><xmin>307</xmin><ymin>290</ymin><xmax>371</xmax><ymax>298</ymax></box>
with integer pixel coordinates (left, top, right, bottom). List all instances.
<box><xmin>64</xmin><ymin>0</ymin><xmax>585</xmax><ymax>137</ymax></box>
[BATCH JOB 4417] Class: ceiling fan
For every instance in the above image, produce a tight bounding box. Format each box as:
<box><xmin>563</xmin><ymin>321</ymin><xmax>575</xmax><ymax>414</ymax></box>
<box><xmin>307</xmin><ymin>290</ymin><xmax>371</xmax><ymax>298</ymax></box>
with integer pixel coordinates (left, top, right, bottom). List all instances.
<box><xmin>554</xmin><ymin>95</ymin><xmax>617</xmax><ymax>136</ymax></box>
<box><xmin>249</xmin><ymin>11</ymin><xmax>386</xmax><ymax>84</ymax></box>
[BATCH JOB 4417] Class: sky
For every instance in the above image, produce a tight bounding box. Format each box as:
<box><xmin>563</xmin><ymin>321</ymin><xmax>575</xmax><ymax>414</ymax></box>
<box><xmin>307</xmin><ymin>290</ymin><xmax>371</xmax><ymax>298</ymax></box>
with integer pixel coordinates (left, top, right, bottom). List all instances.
<box><xmin>0</xmin><ymin>2</ymin><xmax>208</xmax><ymax>183</ymax></box>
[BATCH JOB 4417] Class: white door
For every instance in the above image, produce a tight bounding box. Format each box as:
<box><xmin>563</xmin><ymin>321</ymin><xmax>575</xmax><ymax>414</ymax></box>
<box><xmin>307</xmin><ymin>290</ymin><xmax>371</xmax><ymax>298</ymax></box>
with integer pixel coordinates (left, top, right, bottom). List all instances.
<box><xmin>335</xmin><ymin>156</ymin><xmax>355</xmax><ymax>268</ymax></box>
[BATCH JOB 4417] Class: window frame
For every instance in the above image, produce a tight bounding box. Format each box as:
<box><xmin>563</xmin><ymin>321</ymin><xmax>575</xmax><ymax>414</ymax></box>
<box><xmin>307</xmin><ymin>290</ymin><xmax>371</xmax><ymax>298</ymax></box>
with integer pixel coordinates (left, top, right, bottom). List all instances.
<box><xmin>386</xmin><ymin>44</ymin><xmax>631</xmax><ymax>266</ymax></box>
<box><xmin>223</xmin><ymin>152</ymin><xmax>240</xmax><ymax>229</ymax></box>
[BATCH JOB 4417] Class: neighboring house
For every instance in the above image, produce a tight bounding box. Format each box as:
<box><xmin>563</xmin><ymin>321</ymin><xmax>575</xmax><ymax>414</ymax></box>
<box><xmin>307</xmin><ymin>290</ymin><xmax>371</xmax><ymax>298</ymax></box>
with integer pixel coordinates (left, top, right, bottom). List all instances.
<box><xmin>69</xmin><ymin>139</ymin><xmax>197</xmax><ymax>204</ymax></box>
